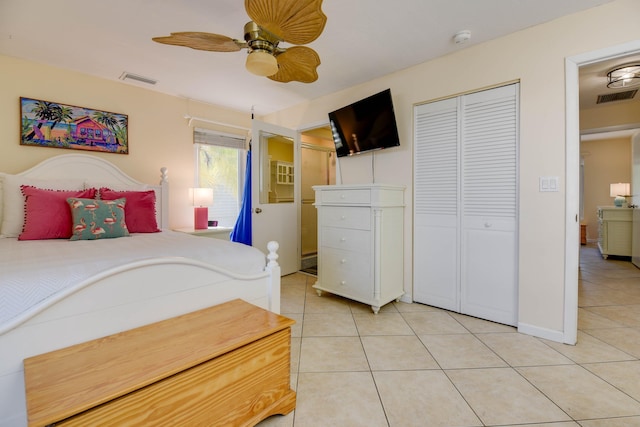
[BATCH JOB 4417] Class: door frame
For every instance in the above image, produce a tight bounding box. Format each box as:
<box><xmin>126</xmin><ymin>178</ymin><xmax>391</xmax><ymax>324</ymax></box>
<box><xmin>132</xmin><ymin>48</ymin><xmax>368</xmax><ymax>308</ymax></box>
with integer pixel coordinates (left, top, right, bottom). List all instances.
<box><xmin>564</xmin><ymin>39</ymin><xmax>640</xmax><ymax>344</ymax></box>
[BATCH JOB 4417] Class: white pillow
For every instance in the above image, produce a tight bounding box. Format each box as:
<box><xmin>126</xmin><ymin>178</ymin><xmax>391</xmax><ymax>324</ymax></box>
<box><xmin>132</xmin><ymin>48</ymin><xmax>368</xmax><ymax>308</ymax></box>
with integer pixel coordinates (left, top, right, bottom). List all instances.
<box><xmin>0</xmin><ymin>174</ymin><xmax>85</xmax><ymax>238</ymax></box>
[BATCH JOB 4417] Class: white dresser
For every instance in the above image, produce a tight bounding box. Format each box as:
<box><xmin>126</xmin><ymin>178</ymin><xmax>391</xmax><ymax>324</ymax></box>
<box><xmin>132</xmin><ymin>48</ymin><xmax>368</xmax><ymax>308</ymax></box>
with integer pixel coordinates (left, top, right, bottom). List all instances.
<box><xmin>597</xmin><ymin>206</ymin><xmax>633</xmax><ymax>259</ymax></box>
<box><xmin>313</xmin><ymin>184</ymin><xmax>405</xmax><ymax>313</ymax></box>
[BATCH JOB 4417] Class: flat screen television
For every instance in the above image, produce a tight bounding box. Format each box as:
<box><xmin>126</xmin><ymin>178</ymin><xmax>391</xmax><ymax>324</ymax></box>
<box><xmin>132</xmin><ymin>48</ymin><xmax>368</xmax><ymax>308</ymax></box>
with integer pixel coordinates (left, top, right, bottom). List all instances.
<box><xmin>328</xmin><ymin>89</ymin><xmax>400</xmax><ymax>158</ymax></box>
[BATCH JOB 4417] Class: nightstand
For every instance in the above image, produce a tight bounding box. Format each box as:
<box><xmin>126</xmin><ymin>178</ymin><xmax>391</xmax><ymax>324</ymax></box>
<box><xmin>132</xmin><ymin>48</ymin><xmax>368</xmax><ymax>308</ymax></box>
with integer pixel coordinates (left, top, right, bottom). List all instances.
<box><xmin>173</xmin><ymin>227</ymin><xmax>232</xmax><ymax>240</ymax></box>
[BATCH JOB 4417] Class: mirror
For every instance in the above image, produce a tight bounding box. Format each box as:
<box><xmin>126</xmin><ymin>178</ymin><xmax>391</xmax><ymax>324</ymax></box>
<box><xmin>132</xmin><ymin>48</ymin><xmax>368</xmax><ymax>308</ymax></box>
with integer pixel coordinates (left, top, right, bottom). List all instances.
<box><xmin>258</xmin><ymin>130</ymin><xmax>294</xmax><ymax>204</ymax></box>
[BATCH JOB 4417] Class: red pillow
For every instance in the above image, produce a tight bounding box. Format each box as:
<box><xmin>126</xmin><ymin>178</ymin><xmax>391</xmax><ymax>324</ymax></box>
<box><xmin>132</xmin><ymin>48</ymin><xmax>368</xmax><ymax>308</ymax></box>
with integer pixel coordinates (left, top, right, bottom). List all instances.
<box><xmin>99</xmin><ymin>188</ymin><xmax>160</xmax><ymax>233</ymax></box>
<box><xmin>19</xmin><ymin>186</ymin><xmax>98</xmax><ymax>240</ymax></box>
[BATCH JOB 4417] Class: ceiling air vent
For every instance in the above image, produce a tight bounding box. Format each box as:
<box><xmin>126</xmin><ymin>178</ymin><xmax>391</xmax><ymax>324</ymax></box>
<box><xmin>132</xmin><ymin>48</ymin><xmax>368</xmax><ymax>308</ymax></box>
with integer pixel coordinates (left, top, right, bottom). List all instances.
<box><xmin>596</xmin><ymin>89</ymin><xmax>637</xmax><ymax>104</ymax></box>
<box><xmin>119</xmin><ymin>72</ymin><xmax>157</xmax><ymax>85</ymax></box>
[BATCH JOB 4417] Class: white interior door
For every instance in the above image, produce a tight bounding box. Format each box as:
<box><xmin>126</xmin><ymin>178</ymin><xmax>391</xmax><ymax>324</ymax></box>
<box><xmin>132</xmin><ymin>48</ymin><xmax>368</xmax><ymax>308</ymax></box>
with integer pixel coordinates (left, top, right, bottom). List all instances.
<box><xmin>251</xmin><ymin>120</ymin><xmax>299</xmax><ymax>275</ymax></box>
<box><xmin>413</xmin><ymin>97</ymin><xmax>460</xmax><ymax>311</ymax></box>
<box><xmin>459</xmin><ymin>85</ymin><xmax>518</xmax><ymax>326</ymax></box>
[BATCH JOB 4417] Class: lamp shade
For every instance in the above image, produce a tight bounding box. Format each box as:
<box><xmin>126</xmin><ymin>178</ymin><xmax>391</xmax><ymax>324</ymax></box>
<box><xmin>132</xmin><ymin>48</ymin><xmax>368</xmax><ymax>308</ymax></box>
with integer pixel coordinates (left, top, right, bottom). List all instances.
<box><xmin>609</xmin><ymin>183</ymin><xmax>630</xmax><ymax>197</ymax></box>
<box><xmin>191</xmin><ymin>187</ymin><xmax>214</xmax><ymax>207</ymax></box>
<box><xmin>610</xmin><ymin>182</ymin><xmax>630</xmax><ymax>208</ymax></box>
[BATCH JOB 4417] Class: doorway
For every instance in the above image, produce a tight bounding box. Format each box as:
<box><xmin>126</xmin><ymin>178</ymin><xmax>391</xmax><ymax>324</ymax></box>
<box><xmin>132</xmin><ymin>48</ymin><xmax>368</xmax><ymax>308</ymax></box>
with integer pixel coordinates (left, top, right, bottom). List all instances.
<box><xmin>565</xmin><ymin>40</ymin><xmax>640</xmax><ymax>344</ymax></box>
<box><xmin>299</xmin><ymin>126</ymin><xmax>336</xmax><ymax>275</ymax></box>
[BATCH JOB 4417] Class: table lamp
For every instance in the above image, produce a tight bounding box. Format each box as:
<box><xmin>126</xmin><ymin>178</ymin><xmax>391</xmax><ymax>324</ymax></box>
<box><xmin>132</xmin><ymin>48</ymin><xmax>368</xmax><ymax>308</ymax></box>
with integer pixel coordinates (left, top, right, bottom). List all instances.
<box><xmin>191</xmin><ymin>188</ymin><xmax>214</xmax><ymax>229</ymax></box>
<box><xmin>610</xmin><ymin>182</ymin><xmax>630</xmax><ymax>208</ymax></box>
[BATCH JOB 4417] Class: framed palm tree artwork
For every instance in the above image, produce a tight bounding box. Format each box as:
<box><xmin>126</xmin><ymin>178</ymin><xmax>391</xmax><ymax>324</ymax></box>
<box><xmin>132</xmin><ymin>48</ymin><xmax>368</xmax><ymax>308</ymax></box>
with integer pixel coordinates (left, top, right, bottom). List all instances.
<box><xmin>20</xmin><ymin>97</ymin><xmax>129</xmax><ymax>154</ymax></box>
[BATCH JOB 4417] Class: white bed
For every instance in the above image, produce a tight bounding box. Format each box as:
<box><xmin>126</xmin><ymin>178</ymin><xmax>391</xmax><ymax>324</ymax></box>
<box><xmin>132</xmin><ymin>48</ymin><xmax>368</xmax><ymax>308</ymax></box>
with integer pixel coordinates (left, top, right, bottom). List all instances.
<box><xmin>0</xmin><ymin>153</ymin><xmax>281</xmax><ymax>426</ymax></box>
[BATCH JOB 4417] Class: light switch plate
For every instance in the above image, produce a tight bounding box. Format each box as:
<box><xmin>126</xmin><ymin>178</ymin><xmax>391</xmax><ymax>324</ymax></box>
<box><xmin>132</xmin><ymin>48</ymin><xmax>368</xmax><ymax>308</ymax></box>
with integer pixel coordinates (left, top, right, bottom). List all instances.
<box><xmin>539</xmin><ymin>176</ymin><xmax>559</xmax><ymax>192</ymax></box>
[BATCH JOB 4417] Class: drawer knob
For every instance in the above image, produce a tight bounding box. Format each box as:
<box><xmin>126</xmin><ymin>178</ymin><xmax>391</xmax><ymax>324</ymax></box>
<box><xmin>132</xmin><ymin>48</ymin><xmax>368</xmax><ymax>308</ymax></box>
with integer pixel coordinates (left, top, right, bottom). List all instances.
<box><xmin>484</xmin><ymin>222</ymin><xmax>492</xmax><ymax>228</ymax></box>
<box><xmin>341</xmin><ymin>258</ymin><xmax>347</xmax><ymax>264</ymax></box>
<box><xmin>340</xmin><ymin>280</ymin><xmax>346</xmax><ymax>285</ymax></box>
<box><xmin>340</xmin><ymin>237</ymin><xmax>346</xmax><ymax>242</ymax></box>
<box><xmin>340</xmin><ymin>215</ymin><xmax>346</xmax><ymax>220</ymax></box>
<box><xmin>340</xmin><ymin>194</ymin><xmax>346</xmax><ymax>199</ymax></box>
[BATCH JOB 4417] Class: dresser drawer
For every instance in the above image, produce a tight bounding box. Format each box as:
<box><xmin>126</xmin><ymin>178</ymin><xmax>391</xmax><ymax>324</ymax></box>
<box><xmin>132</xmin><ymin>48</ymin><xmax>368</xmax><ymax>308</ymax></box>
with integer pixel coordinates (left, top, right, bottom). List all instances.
<box><xmin>318</xmin><ymin>189</ymin><xmax>371</xmax><ymax>205</ymax></box>
<box><xmin>320</xmin><ymin>248</ymin><xmax>371</xmax><ymax>300</ymax></box>
<box><xmin>601</xmin><ymin>208</ymin><xmax>633</xmax><ymax>221</ymax></box>
<box><xmin>322</xmin><ymin>227</ymin><xmax>371</xmax><ymax>252</ymax></box>
<box><xmin>319</xmin><ymin>206</ymin><xmax>370</xmax><ymax>230</ymax></box>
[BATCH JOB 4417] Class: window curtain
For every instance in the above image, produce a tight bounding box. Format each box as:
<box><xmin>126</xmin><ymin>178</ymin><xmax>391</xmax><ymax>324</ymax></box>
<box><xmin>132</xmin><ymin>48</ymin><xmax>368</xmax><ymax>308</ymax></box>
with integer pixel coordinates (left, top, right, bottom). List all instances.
<box><xmin>230</xmin><ymin>149</ymin><xmax>252</xmax><ymax>245</ymax></box>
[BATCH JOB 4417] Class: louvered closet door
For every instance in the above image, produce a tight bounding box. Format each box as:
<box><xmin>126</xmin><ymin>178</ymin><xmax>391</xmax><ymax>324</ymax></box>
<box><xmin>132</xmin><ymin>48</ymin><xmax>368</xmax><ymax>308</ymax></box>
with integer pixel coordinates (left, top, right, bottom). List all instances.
<box><xmin>413</xmin><ymin>97</ymin><xmax>459</xmax><ymax>311</ymax></box>
<box><xmin>413</xmin><ymin>84</ymin><xmax>518</xmax><ymax>326</ymax></box>
<box><xmin>460</xmin><ymin>84</ymin><xmax>518</xmax><ymax>326</ymax></box>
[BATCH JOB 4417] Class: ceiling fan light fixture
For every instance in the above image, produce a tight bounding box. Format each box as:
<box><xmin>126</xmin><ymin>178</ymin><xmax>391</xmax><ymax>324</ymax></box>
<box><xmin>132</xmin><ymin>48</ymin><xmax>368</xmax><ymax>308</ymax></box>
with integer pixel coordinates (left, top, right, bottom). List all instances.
<box><xmin>246</xmin><ymin>49</ymin><xmax>278</xmax><ymax>76</ymax></box>
<box><xmin>606</xmin><ymin>64</ymin><xmax>640</xmax><ymax>89</ymax></box>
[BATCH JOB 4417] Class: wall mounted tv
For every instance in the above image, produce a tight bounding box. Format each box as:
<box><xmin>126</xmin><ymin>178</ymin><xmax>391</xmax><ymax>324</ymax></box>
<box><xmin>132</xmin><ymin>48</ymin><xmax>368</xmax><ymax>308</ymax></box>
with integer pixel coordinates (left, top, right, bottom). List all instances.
<box><xmin>328</xmin><ymin>88</ymin><xmax>400</xmax><ymax>158</ymax></box>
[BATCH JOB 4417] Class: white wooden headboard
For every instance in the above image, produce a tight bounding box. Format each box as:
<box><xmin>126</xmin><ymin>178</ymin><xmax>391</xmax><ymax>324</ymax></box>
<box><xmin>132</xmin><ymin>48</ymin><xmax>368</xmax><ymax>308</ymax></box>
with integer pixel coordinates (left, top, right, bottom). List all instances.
<box><xmin>16</xmin><ymin>154</ymin><xmax>169</xmax><ymax>229</ymax></box>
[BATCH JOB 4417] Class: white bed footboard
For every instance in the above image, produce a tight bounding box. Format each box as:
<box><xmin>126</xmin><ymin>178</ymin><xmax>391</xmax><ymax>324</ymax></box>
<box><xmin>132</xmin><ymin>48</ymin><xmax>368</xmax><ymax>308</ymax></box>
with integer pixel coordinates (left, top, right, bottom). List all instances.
<box><xmin>0</xmin><ymin>246</ymin><xmax>281</xmax><ymax>427</ymax></box>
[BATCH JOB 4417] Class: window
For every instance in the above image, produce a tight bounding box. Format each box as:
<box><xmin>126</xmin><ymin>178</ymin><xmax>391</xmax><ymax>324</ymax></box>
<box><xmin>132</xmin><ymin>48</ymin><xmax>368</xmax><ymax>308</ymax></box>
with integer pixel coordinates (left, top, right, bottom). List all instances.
<box><xmin>194</xmin><ymin>128</ymin><xmax>247</xmax><ymax>228</ymax></box>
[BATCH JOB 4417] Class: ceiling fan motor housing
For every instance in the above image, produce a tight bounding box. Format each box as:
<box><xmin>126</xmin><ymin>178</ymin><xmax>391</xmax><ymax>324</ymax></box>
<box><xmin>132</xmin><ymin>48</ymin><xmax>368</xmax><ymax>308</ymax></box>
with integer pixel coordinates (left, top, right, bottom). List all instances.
<box><xmin>244</xmin><ymin>21</ymin><xmax>279</xmax><ymax>53</ymax></box>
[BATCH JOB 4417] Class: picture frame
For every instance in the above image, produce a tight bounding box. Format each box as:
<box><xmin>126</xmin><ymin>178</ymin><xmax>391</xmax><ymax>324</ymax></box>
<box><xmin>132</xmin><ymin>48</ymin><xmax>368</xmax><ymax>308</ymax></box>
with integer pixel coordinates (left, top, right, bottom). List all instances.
<box><xmin>20</xmin><ymin>97</ymin><xmax>128</xmax><ymax>154</ymax></box>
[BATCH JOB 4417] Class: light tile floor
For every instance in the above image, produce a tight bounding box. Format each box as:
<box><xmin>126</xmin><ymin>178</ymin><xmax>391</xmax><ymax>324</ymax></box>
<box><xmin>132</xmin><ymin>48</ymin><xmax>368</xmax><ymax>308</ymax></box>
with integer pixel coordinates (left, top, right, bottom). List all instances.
<box><xmin>258</xmin><ymin>244</ymin><xmax>640</xmax><ymax>426</ymax></box>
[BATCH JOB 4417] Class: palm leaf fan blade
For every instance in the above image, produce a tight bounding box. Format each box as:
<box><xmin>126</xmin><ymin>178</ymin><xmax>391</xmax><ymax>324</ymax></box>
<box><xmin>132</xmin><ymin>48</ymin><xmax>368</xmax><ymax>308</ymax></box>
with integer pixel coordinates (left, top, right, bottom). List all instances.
<box><xmin>152</xmin><ymin>32</ymin><xmax>243</xmax><ymax>52</ymax></box>
<box><xmin>269</xmin><ymin>46</ymin><xmax>320</xmax><ymax>83</ymax></box>
<box><xmin>245</xmin><ymin>0</ymin><xmax>326</xmax><ymax>45</ymax></box>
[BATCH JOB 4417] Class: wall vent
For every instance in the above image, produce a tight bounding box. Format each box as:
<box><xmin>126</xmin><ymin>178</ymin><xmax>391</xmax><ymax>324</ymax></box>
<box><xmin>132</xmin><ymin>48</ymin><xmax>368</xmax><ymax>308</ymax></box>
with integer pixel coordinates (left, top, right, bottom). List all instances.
<box><xmin>119</xmin><ymin>72</ymin><xmax>157</xmax><ymax>85</ymax></box>
<box><xmin>596</xmin><ymin>89</ymin><xmax>637</xmax><ymax>104</ymax></box>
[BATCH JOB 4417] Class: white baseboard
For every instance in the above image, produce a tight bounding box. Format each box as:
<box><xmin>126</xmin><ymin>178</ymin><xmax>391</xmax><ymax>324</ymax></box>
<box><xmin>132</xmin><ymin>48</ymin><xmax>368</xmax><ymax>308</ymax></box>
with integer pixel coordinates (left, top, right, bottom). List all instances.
<box><xmin>517</xmin><ymin>322</ymin><xmax>567</xmax><ymax>344</ymax></box>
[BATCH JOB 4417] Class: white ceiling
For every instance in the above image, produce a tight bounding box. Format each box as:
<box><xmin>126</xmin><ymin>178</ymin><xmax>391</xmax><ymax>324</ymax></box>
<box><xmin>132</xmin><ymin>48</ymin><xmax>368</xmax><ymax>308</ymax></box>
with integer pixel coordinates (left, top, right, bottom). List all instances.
<box><xmin>579</xmin><ymin>53</ymin><xmax>640</xmax><ymax>110</ymax></box>
<box><xmin>0</xmin><ymin>0</ymin><xmax>622</xmax><ymax>116</ymax></box>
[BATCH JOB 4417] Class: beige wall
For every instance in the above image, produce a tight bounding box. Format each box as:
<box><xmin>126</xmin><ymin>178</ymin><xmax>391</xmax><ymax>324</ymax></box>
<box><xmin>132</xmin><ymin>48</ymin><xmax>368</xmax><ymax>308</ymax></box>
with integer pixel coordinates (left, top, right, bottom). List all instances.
<box><xmin>581</xmin><ymin>101</ymin><xmax>640</xmax><ymax>131</ymax></box>
<box><xmin>582</xmin><ymin>137</ymin><xmax>632</xmax><ymax>240</ymax></box>
<box><xmin>0</xmin><ymin>55</ymin><xmax>251</xmax><ymax>229</ymax></box>
<box><xmin>263</xmin><ymin>0</ymin><xmax>640</xmax><ymax>337</ymax></box>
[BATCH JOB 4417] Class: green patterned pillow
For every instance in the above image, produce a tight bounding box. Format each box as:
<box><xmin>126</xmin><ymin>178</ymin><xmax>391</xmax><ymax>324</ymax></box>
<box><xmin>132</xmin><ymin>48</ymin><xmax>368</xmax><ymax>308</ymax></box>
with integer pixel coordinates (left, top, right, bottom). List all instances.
<box><xmin>67</xmin><ymin>197</ymin><xmax>129</xmax><ymax>240</ymax></box>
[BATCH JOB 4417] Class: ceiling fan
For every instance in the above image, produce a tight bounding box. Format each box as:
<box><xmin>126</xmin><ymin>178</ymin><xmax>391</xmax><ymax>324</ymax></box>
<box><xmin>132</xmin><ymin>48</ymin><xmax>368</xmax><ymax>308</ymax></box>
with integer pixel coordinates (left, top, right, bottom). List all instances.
<box><xmin>152</xmin><ymin>0</ymin><xmax>327</xmax><ymax>83</ymax></box>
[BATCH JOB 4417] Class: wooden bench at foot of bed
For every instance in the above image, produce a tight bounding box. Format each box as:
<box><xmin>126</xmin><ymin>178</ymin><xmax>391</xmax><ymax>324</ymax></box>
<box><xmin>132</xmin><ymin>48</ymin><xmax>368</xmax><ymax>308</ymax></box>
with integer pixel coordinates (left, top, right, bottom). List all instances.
<box><xmin>23</xmin><ymin>299</ymin><xmax>296</xmax><ymax>427</ymax></box>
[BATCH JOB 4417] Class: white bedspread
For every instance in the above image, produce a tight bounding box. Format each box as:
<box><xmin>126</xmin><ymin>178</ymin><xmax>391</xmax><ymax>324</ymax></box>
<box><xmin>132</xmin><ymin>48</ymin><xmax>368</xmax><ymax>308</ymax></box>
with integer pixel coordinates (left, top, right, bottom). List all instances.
<box><xmin>0</xmin><ymin>231</ymin><xmax>266</xmax><ymax>328</ymax></box>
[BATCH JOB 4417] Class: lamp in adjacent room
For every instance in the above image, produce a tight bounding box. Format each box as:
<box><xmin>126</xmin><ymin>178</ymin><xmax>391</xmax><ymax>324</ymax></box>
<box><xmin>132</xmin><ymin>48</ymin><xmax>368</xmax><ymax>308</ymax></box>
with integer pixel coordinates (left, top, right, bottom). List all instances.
<box><xmin>610</xmin><ymin>182</ymin><xmax>630</xmax><ymax>208</ymax></box>
<box><xmin>191</xmin><ymin>188</ymin><xmax>214</xmax><ymax>229</ymax></box>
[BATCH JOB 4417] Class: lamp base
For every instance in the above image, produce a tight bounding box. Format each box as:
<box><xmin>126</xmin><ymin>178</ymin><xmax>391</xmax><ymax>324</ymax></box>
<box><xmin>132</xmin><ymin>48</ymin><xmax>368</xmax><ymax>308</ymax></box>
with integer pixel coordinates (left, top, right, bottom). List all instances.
<box><xmin>194</xmin><ymin>207</ymin><xmax>209</xmax><ymax>229</ymax></box>
<box><xmin>614</xmin><ymin>196</ymin><xmax>627</xmax><ymax>208</ymax></box>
